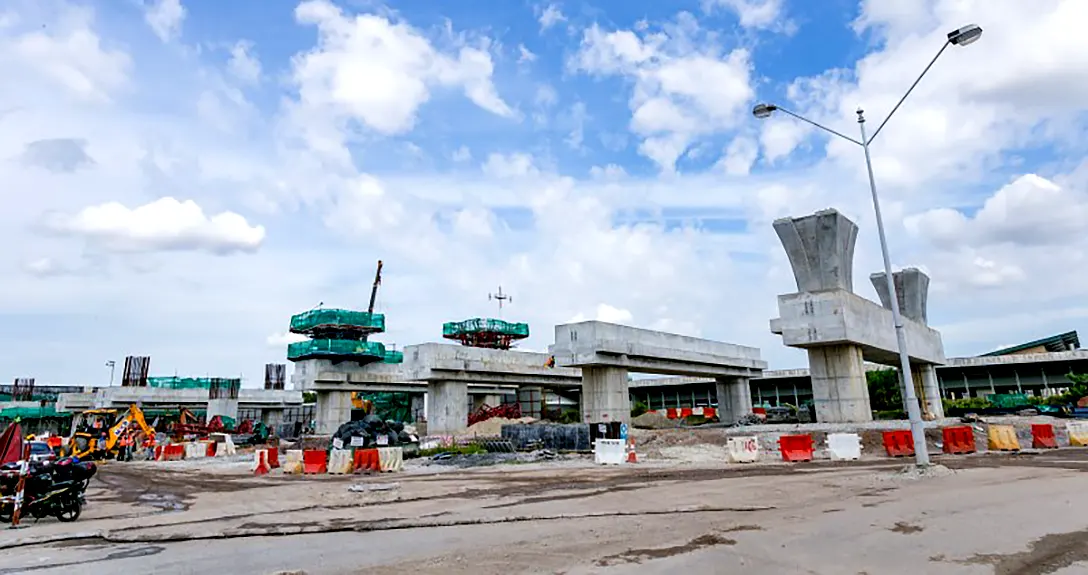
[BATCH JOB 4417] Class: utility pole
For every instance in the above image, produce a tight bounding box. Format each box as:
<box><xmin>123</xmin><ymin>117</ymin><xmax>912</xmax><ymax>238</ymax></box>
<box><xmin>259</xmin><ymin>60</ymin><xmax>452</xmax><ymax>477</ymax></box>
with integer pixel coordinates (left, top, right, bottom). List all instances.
<box><xmin>488</xmin><ymin>286</ymin><xmax>512</xmax><ymax>318</ymax></box>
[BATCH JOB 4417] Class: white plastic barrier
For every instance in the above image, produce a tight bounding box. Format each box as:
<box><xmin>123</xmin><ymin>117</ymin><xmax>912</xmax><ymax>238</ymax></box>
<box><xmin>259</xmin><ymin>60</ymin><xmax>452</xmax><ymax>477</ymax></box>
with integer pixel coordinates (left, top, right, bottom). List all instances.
<box><xmin>827</xmin><ymin>433</ymin><xmax>862</xmax><ymax>461</ymax></box>
<box><xmin>209</xmin><ymin>433</ymin><xmax>237</xmax><ymax>457</ymax></box>
<box><xmin>328</xmin><ymin>448</ymin><xmax>354</xmax><ymax>474</ymax></box>
<box><xmin>726</xmin><ymin>436</ymin><xmax>760</xmax><ymax>463</ymax></box>
<box><xmin>377</xmin><ymin>447</ymin><xmax>403</xmax><ymax>472</ymax></box>
<box><xmin>184</xmin><ymin>442</ymin><xmax>206</xmax><ymax>459</ymax></box>
<box><xmin>283</xmin><ymin>449</ymin><xmax>304</xmax><ymax>474</ymax></box>
<box><xmin>594</xmin><ymin>439</ymin><xmax>626</xmax><ymax>465</ymax></box>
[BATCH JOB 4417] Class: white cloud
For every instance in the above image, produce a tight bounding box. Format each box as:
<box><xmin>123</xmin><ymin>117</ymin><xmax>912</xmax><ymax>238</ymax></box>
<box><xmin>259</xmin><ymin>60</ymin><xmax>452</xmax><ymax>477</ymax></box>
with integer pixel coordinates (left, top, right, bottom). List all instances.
<box><xmin>568</xmin><ymin>303</ymin><xmax>634</xmax><ymax>324</ymax></box>
<box><xmin>46</xmin><ymin>197</ymin><xmax>266</xmax><ymax>254</ymax></box>
<box><xmin>589</xmin><ymin>164</ymin><xmax>627</xmax><ymax>180</ymax></box>
<box><xmin>572</xmin><ymin>15</ymin><xmax>755</xmax><ymax>171</ymax></box>
<box><xmin>451</xmin><ymin>145</ymin><xmax>472</xmax><ymax>162</ymax></box>
<box><xmin>717</xmin><ymin>135</ymin><xmax>758</xmax><ymax>175</ymax></box>
<box><xmin>266</xmin><ymin>331</ymin><xmax>308</xmax><ymax>347</ymax></box>
<box><xmin>482</xmin><ymin>152</ymin><xmax>539</xmax><ymax>178</ymax></box>
<box><xmin>144</xmin><ymin>0</ymin><xmax>186</xmax><ymax>43</ymax></box>
<box><xmin>227</xmin><ymin>41</ymin><xmax>261</xmax><ymax>84</ymax></box>
<box><xmin>4</xmin><ymin>5</ymin><xmax>130</xmax><ymax>103</ymax></box>
<box><xmin>538</xmin><ymin>4</ymin><xmax>566</xmax><ymax>32</ymax></box>
<box><xmin>518</xmin><ymin>44</ymin><xmax>537</xmax><ymax>64</ymax></box>
<box><xmin>702</xmin><ymin>0</ymin><xmax>787</xmax><ymax>31</ymax></box>
<box><xmin>289</xmin><ymin>0</ymin><xmax>514</xmax><ymax>150</ymax></box>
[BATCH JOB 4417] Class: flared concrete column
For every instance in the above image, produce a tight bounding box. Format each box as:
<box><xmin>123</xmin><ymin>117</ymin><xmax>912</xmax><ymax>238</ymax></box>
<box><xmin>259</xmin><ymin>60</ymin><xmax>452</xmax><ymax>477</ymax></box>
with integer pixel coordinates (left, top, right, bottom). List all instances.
<box><xmin>870</xmin><ymin>268</ymin><xmax>930</xmax><ymax>325</ymax></box>
<box><xmin>808</xmin><ymin>345</ymin><xmax>872</xmax><ymax>422</ymax></box>
<box><xmin>774</xmin><ymin>209</ymin><xmax>859</xmax><ymax>293</ymax></box>
<box><xmin>715</xmin><ymin>376</ymin><xmax>753</xmax><ymax>423</ymax></box>
<box><xmin>428</xmin><ymin>380</ymin><xmax>468</xmax><ymax>435</ymax></box>
<box><xmin>315</xmin><ymin>391</ymin><xmax>352</xmax><ymax>435</ymax></box>
<box><xmin>207</xmin><ymin>399</ymin><xmax>239</xmax><ymax>422</ymax></box>
<box><xmin>581</xmin><ymin>366</ymin><xmax>630</xmax><ymax>424</ymax></box>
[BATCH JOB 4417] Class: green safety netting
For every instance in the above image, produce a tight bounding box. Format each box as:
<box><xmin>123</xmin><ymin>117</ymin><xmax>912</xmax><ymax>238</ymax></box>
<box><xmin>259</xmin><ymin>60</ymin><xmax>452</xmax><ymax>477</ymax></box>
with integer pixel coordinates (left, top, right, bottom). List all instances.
<box><xmin>290</xmin><ymin>309</ymin><xmax>385</xmax><ymax>334</ymax></box>
<box><xmin>990</xmin><ymin>393</ymin><xmax>1030</xmax><ymax>408</ymax></box>
<box><xmin>383</xmin><ymin>350</ymin><xmax>404</xmax><ymax>364</ymax></box>
<box><xmin>355</xmin><ymin>392</ymin><xmax>414</xmax><ymax>423</ymax></box>
<box><xmin>442</xmin><ymin>318</ymin><xmax>529</xmax><ymax>338</ymax></box>
<box><xmin>0</xmin><ymin>406</ymin><xmax>70</xmax><ymax>420</ymax></box>
<box><xmin>149</xmin><ymin>377</ymin><xmax>214</xmax><ymax>389</ymax></box>
<box><xmin>287</xmin><ymin>339</ymin><xmax>386</xmax><ymax>361</ymax></box>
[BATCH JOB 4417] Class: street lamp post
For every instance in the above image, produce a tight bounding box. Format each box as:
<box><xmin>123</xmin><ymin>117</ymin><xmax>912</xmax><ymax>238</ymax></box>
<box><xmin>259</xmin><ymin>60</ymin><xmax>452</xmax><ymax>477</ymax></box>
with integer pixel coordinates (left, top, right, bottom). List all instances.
<box><xmin>754</xmin><ymin>24</ymin><xmax>982</xmax><ymax>467</ymax></box>
<box><xmin>105</xmin><ymin>360</ymin><xmax>116</xmax><ymax>387</ymax></box>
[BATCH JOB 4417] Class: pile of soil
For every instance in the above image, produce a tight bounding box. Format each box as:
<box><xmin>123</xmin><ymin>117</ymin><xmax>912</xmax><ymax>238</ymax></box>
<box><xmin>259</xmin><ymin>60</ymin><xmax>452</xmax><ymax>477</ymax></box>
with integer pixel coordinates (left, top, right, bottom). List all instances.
<box><xmin>631</xmin><ymin>412</ymin><xmax>677</xmax><ymax>429</ymax></box>
<box><xmin>457</xmin><ymin>416</ymin><xmax>536</xmax><ymax>437</ymax></box>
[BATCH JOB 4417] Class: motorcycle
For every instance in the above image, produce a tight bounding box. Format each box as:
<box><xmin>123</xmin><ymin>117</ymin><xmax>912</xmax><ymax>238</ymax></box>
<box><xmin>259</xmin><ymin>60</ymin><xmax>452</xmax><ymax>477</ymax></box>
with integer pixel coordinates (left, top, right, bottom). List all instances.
<box><xmin>0</xmin><ymin>456</ymin><xmax>97</xmax><ymax>523</ymax></box>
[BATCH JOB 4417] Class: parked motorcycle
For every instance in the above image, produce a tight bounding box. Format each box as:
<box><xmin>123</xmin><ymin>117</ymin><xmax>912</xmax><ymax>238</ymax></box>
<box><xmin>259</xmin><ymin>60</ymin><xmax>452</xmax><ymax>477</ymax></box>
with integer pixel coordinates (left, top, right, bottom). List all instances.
<box><xmin>0</xmin><ymin>456</ymin><xmax>97</xmax><ymax>523</ymax></box>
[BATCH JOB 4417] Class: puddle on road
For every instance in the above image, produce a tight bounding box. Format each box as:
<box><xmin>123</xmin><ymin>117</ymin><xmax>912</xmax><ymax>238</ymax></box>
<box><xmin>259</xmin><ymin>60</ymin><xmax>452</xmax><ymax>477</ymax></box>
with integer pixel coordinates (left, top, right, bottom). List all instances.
<box><xmin>136</xmin><ymin>493</ymin><xmax>189</xmax><ymax>512</ymax></box>
<box><xmin>943</xmin><ymin>528</ymin><xmax>1088</xmax><ymax>575</ymax></box>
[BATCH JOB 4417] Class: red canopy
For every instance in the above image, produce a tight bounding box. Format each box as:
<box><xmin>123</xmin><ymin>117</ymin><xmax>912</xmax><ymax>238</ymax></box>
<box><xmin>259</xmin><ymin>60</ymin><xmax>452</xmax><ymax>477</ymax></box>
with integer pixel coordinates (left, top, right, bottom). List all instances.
<box><xmin>0</xmin><ymin>421</ymin><xmax>24</xmax><ymax>465</ymax></box>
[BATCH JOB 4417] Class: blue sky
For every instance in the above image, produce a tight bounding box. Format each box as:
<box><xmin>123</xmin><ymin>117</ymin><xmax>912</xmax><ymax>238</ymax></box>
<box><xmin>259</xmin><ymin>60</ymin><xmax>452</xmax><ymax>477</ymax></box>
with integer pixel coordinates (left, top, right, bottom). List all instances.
<box><xmin>1</xmin><ymin>0</ymin><xmax>1087</xmax><ymax>386</ymax></box>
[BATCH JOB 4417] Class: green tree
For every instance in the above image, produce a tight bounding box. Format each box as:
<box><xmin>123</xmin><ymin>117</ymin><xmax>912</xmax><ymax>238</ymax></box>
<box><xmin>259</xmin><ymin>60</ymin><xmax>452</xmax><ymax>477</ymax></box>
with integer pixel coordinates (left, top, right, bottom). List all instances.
<box><xmin>302</xmin><ymin>391</ymin><xmax>317</xmax><ymax>404</ymax></box>
<box><xmin>866</xmin><ymin>369</ymin><xmax>902</xmax><ymax>411</ymax></box>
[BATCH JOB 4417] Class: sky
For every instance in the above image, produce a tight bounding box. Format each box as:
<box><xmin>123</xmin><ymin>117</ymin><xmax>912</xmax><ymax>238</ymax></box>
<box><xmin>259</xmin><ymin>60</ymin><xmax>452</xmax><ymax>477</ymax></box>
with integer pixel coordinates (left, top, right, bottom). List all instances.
<box><xmin>2</xmin><ymin>0</ymin><xmax>1087</xmax><ymax>388</ymax></box>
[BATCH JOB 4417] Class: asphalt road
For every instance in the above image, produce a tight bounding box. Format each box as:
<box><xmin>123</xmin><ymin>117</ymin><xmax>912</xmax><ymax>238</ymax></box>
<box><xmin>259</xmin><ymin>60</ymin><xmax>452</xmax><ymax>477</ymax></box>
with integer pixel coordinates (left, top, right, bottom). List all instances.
<box><xmin>3</xmin><ymin>451</ymin><xmax>1088</xmax><ymax>574</ymax></box>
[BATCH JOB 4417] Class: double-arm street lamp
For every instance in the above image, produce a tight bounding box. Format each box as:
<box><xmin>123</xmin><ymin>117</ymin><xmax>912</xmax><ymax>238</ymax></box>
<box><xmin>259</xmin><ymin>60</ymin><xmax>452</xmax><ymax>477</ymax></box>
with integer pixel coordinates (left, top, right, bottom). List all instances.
<box><xmin>754</xmin><ymin>24</ymin><xmax>983</xmax><ymax>466</ymax></box>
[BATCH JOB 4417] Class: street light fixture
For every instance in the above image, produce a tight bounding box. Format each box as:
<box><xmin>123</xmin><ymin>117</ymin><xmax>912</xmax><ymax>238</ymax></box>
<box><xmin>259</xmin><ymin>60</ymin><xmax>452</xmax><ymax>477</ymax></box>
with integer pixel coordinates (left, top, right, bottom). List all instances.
<box><xmin>754</xmin><ymin>24</ymin><xmax>982</xmax><ymax>467</ymax></box>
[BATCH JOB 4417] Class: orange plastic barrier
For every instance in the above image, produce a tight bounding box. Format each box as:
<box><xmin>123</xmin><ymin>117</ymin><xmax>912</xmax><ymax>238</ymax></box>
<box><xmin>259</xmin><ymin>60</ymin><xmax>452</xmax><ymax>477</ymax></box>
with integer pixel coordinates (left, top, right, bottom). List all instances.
<box><xmin>302</xmin><ymin>450</ymin><xmax>327</xmax><ymax>474</ymax></box>
<box><xmin>154</xmin><ymin>445</ymin><xmax>164</xmax><ymax>461</ymax></box>
<box><xmin>942</xmin><ymin>426</ymin><xmax>976</xmax><ymax>454</ymax></box>
<box><xmin>266</xmin><ymin>447</ymin><xmax>280</xmax><ymax>468</ymax></box>
<box><xmin>1031</xmin><ymin>424</ymin><xmax>1058</xmax><ymax>449</ymax></box>
<box><xmin>205</xmin><ymin>442</ymin><xmax>217</xmax><ymax>457</ymax></box>
<box><xmin>703</xmin><ymin>407</ymin><xmax>717</xmax><ymax>418</ymax></box>
<box><xmin>253</xmin><ymin>450</ymin><xmax>270</xmax><ymax>476</ymax></box>
<box><xmin>679</xmin><ymin>408</ymin><xmax>693</xmax><ymax>418</ymax></box>
<box><xmin>353</xmin><ymin>448</ymin><xmax>381</xmax><ymax>473</ymax></box>
<box><xmin>882</xmin><ymin>430</ymin><xmax>915</xmax><ymax>457</ymax></box>
<box><xmin>778</xmin><ymin>434</ymin><xmax>814</xmax><ymax>462</ymax></box>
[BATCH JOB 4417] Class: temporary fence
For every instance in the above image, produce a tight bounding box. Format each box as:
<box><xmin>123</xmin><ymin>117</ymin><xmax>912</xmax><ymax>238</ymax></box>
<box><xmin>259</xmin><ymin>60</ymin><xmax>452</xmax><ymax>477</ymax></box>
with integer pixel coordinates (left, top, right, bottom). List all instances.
<box><xmin>501</xmin><ymin>423</ymin><xmax>591</xmax><ymax>451</ymax></box>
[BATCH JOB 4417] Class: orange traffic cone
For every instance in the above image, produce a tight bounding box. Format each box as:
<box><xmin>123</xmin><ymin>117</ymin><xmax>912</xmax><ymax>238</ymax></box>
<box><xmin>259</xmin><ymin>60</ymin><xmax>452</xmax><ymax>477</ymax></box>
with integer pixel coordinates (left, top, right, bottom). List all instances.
<box><xmin>626</xmin><ymin>438</ymin><xmax>638</xmax><ymax>463</ymax></box>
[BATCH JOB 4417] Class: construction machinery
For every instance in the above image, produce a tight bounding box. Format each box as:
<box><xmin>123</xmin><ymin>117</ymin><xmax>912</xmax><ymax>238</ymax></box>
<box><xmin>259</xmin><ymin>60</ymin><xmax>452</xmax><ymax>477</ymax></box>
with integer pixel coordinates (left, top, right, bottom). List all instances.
<box><xmin>64</xmin><ymin>404</ymin><xmax>155</xmax><ymax>460</ymax></box>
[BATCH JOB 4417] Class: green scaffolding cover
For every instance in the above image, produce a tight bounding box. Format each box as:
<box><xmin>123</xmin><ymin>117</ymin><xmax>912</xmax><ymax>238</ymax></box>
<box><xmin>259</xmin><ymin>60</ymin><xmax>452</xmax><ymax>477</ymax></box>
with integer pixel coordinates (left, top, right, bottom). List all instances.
<box><xmin>148</xmin><ymin>377</ymin><xmax>215</xmax><ymax>389</ymax></box>
<box><xmin>382</xmin><ymin>350</ymin><xmax>404</xmax><ymax>364</ymax></box>
<box><xmin>0</xmin><ymin>406</ymin><xmax>69</xmax><ymax>420</ymax></box>
<box><xmin>442</xmin><ymin>318</ymin><xmax>529</xmax><ymax>338</ymax></box>
<box><xmin>356</xmin><ymin>392</ymin><xmax>414</xmax><ymax>423</ymax></box>
<box><xmin>290</xmin><ymin>309</ymin><xmax>385</xmax><ymax>334</ymax></box>
<box><xmin>287</xmin><ymin>339</ymin><xmax>386</xmax><ymax>361</ymax></box>
<box><xmin>989</xmin><ymin>393</ymin><xmax>1030</xmax><ymax>409</ymax></box>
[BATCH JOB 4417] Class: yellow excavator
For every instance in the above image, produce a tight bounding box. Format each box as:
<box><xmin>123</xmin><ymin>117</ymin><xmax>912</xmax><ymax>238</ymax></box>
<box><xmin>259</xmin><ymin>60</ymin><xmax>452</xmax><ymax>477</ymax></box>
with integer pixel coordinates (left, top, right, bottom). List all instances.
<box><xmin>64</xmin><ymin>404</ymin><xmax>156</xmax><ymax>460</ymax></box>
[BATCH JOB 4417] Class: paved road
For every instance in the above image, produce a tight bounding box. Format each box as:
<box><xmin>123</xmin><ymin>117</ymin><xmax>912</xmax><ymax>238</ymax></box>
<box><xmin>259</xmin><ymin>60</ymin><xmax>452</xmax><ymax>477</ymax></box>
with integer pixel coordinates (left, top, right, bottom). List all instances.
<box><xmin>2</xmin><ymin>452</ymin><xmax>1088</xmax><ymax>574</ymax></box>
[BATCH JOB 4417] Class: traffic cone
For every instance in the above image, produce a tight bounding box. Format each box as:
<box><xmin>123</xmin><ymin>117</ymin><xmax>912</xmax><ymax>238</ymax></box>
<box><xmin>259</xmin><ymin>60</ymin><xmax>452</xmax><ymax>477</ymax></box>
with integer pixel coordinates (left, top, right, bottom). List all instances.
<box><xmin>626</xmin><ymin>438</ymin><xmax>638</xmax><ymax>464</ymax></box>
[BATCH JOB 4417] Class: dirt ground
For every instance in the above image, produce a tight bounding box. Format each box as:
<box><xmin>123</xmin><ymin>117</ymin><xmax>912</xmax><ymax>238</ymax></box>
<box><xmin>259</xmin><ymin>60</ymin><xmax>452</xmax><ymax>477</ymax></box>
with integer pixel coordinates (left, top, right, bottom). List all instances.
<box><xmin>2</xmin><ymin>427</ymin><xmax>1087</xmax><ymax>574</ymax></box>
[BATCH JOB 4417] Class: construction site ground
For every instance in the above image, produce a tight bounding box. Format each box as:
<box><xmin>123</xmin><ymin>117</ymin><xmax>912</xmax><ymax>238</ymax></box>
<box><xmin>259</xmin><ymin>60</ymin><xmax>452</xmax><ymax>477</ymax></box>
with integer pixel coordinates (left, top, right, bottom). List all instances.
<box><xmin>2</xmin><ymin>426</ymin><xmax>1088</xmax><ymax>574</ymax></box>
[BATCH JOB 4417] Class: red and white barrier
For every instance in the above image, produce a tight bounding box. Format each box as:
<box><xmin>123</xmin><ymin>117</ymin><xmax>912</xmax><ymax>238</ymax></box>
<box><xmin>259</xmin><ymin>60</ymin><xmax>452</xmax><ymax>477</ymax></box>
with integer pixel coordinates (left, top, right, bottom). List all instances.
<box><xmin>726</xmin><ymin>436</ymin><xmax>759</xmax><ymax>463</ymax></box>
<box><xmin>252</xmin><ymin>449</ymin><xmax>270</xmax><ymax>476</ymax></box>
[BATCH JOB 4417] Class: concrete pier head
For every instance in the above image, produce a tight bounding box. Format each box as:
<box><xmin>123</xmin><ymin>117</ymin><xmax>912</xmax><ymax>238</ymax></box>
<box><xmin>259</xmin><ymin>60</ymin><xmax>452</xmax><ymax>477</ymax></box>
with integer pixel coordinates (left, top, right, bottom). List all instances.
<box><xmin>770</xmin><ymin>209</ymin><xmax>947</xmax><ymax>423</ymax></box>
<box><xmin>551</xmin><ymin>321</ymin><xmax>766</xmax><ymax>424</ymax></box>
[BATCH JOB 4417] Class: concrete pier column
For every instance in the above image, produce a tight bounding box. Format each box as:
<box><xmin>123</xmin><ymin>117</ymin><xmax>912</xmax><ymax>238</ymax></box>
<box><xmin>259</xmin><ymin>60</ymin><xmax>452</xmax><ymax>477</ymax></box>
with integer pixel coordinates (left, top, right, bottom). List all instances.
<box><xmin>410</xmin><ymin>393</ymin><xmax>425</xmax><ymax>423</ymax></box>
<box><xmin>580</xmin><ymin>366</ymin><xmax>630</xmax><ymax>424</ymax></box>
<box><xmin>314</xmin><ymin>391</ymin><xmax>352</xmax><ymax>435</ymax></box>
<box><xmin>207</xmin><ymin>399</ymin><xmax>239</xmax><ymax>422</ymax></box>
<box><xmin>808</xmin><ymin>345</ymin><xmax>872</xmax><ymax>422</ymax></box>
<box><xmin>260</xmin><ymin>408</ymin><xmax>284</xmax><ymax>429</ymax></box>
<box><xmin>428</xmin><ymin>381</ymin><xmax>468</xmax><ymax>435</ymax></box>
<box><xmin>715</xmin><ymin>376</ymin><xmax>753</xmax><ymax>423</ymax></box>
<box><xmin>916</xmin><ymin>364</ymin><xmax>944</xmax><ymax>420</ymax></box>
